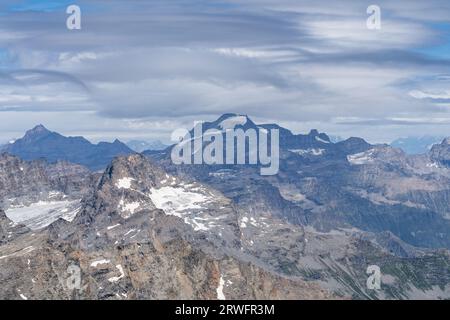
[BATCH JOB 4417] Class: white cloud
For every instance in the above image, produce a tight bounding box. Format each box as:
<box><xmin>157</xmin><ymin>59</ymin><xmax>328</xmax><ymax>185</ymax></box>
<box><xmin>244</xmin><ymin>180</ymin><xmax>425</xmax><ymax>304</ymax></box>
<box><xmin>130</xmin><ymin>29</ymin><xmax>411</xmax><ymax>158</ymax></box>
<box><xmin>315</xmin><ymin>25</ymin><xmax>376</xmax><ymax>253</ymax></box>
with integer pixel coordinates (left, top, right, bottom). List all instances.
<box><xmin>0</xmin><ymin>0</ymin><xmax>449</xmax><ymax>142</ymax></box>
<box><xmin>409</xmin><ymin>90</ymin><xmax>450</xmax><ymax>100</ymax></box>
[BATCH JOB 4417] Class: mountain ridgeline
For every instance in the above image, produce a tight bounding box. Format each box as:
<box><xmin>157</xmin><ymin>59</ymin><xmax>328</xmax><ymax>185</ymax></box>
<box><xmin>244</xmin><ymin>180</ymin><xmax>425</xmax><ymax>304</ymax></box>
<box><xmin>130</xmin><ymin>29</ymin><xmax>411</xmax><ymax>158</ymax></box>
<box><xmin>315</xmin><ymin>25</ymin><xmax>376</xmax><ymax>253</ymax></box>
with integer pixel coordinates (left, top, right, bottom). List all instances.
<box><xmin>0</xmin><ymin>114</ymin><xmax>450</xmax><ymax>300</ymax></box>
<box><xmin>2</xmin><ymin>125</ymin><xmax>134</xmax><ymax>171</ymax></box>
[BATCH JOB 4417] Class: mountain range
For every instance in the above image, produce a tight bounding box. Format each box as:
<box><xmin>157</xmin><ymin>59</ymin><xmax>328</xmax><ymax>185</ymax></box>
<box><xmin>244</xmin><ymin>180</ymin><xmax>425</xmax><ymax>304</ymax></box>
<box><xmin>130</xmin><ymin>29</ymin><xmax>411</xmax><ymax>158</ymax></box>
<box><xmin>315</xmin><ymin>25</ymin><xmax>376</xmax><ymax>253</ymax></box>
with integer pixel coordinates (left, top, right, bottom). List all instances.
<box><xmin>0</xmin><ymin>113</ymin><xmax>450</xmax><ymax>300</ymax></box>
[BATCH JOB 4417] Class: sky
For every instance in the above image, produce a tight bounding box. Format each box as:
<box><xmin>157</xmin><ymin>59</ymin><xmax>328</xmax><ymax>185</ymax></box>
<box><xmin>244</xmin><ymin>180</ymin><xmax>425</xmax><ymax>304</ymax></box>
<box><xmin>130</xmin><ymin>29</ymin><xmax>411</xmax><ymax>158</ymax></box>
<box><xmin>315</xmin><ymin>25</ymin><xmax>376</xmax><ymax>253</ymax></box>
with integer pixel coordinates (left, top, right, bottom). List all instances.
<box><xmin>0</xmin><ymin>0</ymin><xmax>450</xmax><ymax>144</ymax></box>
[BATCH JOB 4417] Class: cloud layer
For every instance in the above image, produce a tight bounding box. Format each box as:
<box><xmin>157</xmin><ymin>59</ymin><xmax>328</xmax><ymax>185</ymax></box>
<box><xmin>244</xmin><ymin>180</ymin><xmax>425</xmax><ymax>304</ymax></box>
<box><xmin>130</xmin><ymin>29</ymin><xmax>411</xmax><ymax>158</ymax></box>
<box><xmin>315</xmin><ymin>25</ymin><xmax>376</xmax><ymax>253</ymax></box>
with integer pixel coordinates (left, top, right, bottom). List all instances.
<box><xmin>0</xmin><ymin>0</ymin><xmax>450</xmax><ymax>143</ymax></box>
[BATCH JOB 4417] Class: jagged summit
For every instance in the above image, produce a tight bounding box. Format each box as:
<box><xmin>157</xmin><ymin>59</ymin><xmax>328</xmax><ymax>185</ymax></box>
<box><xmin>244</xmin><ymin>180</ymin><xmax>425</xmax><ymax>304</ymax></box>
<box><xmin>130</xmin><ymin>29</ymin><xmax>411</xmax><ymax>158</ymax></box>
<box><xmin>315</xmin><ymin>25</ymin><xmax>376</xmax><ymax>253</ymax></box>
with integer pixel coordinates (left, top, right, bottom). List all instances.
<box><xmin>3</xmin><ymin>125</ymin><xmax>134</xmax><ymax>171</ymax></box>
<box><xmin>101</xmin><ymin>153</ymin><xmax>165</xmax><ymax>186</ymax></box>
<box><xmin>22</xmin><ymin>124</ymin><xmax>53</xmax><ymax>140</ymax></box>
<box><xmin>200</xmin><ymin>114</ymin><xmax>333</xmax><ymax>141</ymax></box>
<box><xmin>207</xmin><ymin>113</ymin><xmax>255</xmax><ymax>131</ymax></box>
<box><xmin>215</xmin><ymin>113</ymin><xmax>249</xmax><ymax>122</ymax></box>
<box><xmin>27</xmin><ymin>124</ymin><xmax>49</xmax><ymax>134</ymax></box>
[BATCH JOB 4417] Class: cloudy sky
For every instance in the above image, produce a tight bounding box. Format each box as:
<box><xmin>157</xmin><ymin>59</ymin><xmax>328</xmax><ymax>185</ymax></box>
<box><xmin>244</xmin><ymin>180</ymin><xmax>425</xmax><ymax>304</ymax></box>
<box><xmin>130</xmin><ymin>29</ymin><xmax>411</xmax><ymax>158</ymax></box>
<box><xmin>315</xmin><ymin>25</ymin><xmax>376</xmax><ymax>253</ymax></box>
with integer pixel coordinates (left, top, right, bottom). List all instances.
<box><xmin>0</xmin><ymin>0</ymin><xmax>450</xmax><ymax>144</ymax></box>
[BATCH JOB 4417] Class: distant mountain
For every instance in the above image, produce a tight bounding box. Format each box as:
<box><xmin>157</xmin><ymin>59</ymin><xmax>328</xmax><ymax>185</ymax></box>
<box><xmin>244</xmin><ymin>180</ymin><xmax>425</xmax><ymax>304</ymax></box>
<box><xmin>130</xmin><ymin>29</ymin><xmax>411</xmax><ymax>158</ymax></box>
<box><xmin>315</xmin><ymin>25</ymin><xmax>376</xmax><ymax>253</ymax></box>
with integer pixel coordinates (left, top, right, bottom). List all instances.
<box><xmin>391</xmin><ymin>136</ymin><xmax>444</xmax><ymax>154</ymax></box>
<box><xmin>189</xmin><ymin>113</ymin><xmax>335</xmax><ymax>149</ymax></box>
<box><xmin>2</xmin><ymin>125</ymin><xmax>134</xmax><ymax>171</ymax></box>
<box><xmin>148</xmin><ymin>113</ymin><xmax>450</xmax><ymax>250</ymax></box>
<box><xmin>126</xmin><ymin>140</ymin><xmax>168</xmax><ymax>153</ymax></box>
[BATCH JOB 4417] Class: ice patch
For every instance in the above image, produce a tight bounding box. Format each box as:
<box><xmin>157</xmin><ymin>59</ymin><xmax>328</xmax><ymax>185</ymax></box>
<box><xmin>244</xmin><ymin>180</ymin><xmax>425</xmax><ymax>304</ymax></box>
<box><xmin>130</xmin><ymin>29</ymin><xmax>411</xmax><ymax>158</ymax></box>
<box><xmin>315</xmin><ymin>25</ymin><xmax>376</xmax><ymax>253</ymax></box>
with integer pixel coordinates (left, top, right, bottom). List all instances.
<box><xmin>5</xmin><ymin>200</ymin><xmax>81</xmax><ymax>230</ymax></box>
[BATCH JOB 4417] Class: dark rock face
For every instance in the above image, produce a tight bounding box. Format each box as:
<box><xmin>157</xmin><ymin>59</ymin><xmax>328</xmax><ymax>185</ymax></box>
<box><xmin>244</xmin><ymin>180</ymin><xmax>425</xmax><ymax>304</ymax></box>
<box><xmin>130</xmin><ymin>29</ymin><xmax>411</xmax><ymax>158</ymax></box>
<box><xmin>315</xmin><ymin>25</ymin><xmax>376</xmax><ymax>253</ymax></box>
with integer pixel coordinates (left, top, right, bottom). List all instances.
<box><xmin>3</xmin><ymin>125</ymin><xmax>134</xmax><ymax>171</ymax></box>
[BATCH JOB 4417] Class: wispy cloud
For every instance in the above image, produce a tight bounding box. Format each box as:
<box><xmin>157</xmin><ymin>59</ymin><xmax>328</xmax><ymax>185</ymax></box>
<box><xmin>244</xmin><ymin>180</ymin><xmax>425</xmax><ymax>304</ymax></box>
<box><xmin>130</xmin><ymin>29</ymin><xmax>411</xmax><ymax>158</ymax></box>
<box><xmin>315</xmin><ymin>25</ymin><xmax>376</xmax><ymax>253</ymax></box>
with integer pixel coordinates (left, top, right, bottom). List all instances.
<box><xmin>0</xmin><ymin>0</ymin><xmax>449</xmax><ymax>143</ymax></box>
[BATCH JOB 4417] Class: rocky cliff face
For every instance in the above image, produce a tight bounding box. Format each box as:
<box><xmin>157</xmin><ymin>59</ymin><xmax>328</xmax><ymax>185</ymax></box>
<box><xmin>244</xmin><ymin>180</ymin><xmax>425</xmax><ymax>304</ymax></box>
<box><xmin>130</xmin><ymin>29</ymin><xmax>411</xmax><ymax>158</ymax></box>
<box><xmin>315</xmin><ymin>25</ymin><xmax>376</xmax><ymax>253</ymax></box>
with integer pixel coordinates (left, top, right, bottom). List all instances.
<box><xmin>0</xmin><ymin>153</ymin><xmax>93</xmax><ymax>200</ymax></box>
<box><xmin>0</xmin><ymin>154</ymin><xmax>338</xmax><ymax>300</ymax></box>
<box><xmin>1</xmin><ymin>153</ymin><xmax>449</xmax><ymax>300</ymax></box>
<box><xmin>0</xmin><ymin>153</ymin><xmax>96</xmax><ymax>230</ymax></box>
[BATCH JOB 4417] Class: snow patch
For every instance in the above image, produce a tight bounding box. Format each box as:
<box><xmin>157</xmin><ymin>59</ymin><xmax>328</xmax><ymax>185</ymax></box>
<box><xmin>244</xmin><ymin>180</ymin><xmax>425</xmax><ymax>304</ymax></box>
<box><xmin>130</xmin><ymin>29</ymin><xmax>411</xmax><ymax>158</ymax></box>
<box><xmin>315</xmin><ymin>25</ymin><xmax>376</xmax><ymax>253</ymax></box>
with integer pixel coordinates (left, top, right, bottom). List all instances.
<box><xmin>124</xmin><ymin>229</ymin><xmax>136</xmax><ymax>236</ymax></box>
<box><xmin>217</xmin><ymin>275</ymin><xmax>226</xmax><ymax>300</ymax></box>
<box><xmin>426</xmin><ymin>162</ymin><xmax>440</xmax><ymax>168</ymax></box>
<box><xmin>5</xmin><ymin>200</ymin><xmax>81</xmax><ymax>230</ymax></box>
<box><xmin>315</xmin><ymin>136</ymin><xmax>330</xmax><ymax>144</ymax></box>
<box><xmin>149</xmin><ymin>186</ymin><xmax>212</xmax><ymax>218</ymax></box>
<box><xmin>347</xmin><ymin>149</ymin><xmax>376</xmax><ymax>165</ymax></box>
<box><xmin>118</xmin><ymin>199</ymin><xmax>141</xmax><ymax>218</ymax></box>
<box><xmin>108</xmin><ymin>265</ymin><xmax>125</xmax><ymax>283</ymax></box>
<box><xmin>116</xmin><ymin>177</ymin><xmax>134</xmax><ymax>190</ymax></box>
<box><xmin>91</xmin><ymin>259</ymin><xmax>110</xmax><ymax>268</ymax></box>
<box><xmin>240</xmin><ymin>217</ymin><xmax>248</xmax><ymax>228</ymax></box>
<box><xmin>289</xmin><ymin>148</ymin><xmax>325</xmax><ymax>156</ymax></box>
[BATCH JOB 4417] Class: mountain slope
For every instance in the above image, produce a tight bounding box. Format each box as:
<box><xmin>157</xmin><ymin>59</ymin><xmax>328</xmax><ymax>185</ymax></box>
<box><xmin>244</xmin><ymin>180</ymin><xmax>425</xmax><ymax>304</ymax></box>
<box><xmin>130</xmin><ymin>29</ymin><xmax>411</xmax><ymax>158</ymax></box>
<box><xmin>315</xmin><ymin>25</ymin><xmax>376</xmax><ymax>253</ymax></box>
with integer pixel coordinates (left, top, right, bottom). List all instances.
<box><xmin>0</xmin><ymin>153</ymin><xmax>449</xmax><ymax>299</ymax></box>
<box><xmin>3</xmin><ymin>125</ymin><xmax>134</xmax><ymax>171</ymax></box>
<box><xmin>0</xmin><ymin>154</ymin><xmax>337</xmax><ymax>299</ymax></box>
